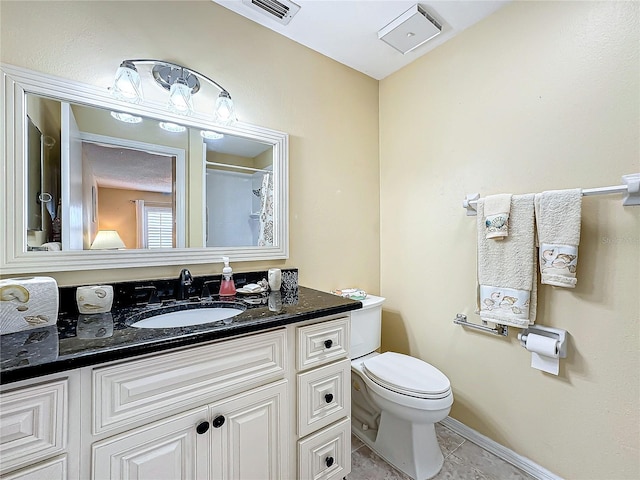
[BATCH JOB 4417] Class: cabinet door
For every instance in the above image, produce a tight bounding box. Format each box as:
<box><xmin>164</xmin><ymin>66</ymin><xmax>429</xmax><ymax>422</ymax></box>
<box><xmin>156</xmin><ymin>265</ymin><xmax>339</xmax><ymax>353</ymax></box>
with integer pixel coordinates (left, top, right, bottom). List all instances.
<box><xmin>210</xmin><ymin>380</ymin><xmax>288</xmax><ymax>480</ymax></box>
<box><xmin>91</xmin><ymin>407</ymin><xmax>209</xmax><ymax>480</ymax></box>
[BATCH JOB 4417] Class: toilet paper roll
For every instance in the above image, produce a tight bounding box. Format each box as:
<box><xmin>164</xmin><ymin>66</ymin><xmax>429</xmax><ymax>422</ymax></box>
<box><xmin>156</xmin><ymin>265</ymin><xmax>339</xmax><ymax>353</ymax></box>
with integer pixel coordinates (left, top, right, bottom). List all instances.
<box><xmin>0</xmin><ymin>277</ymin><xmax>59</xmax><ymax>335</ymax></box>
<box><xmin>525</xmin><ymin>333</ymin><xmax>560</xmax><ymax>375</ymax></box>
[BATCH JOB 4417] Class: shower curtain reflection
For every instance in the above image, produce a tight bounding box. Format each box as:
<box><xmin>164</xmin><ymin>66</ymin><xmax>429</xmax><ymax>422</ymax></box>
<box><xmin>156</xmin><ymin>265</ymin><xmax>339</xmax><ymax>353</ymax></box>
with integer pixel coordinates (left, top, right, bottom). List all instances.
<box><xmin>258</xmin><ymin>172</ymin><xmax>274</xmax><ymax>246</ymax></box>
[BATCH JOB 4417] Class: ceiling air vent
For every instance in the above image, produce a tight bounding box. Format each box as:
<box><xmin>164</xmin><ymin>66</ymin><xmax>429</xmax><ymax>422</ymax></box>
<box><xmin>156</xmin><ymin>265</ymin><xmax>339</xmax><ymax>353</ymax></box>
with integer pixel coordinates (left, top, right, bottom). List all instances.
<box><xmin>242</xmin><ymin>0</ymin><xmax>301</xmax><ymax>25</ymax></box>
<box><xmin>378</xmin><ymin>4</ymin><xmax>442</xmax><ymax>55</ymax></box>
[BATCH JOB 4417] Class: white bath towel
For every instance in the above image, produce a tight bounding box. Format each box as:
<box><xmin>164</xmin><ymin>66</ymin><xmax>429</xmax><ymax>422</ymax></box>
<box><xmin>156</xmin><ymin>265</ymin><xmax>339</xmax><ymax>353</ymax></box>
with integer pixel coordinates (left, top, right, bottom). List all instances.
<box><xmin>477</xmin><ymin>194</ymin><xmax>537</xmax><ymax>328</ymax></box>
<box><xmin>534</xmin><ymin>189</ymin><xmax>582</xmax><ymax>288</ymax></box>
<box><xmin>484</xmin><ymin>194</ymin><xmax>512</xmax><ymax>240</ymax></box>
<box><xmin>41</xmin><ymin>242</ymin><xmax>62</xmax><ymax>251</ymax></box>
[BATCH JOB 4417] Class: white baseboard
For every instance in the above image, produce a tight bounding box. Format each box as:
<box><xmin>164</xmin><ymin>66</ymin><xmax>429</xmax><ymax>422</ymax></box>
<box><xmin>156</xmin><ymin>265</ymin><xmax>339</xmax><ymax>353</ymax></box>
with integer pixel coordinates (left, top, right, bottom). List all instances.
<box><xmin>440</xmin><ymin>417</ymin><xmax>563</xmax><ymax>480</ymax></box>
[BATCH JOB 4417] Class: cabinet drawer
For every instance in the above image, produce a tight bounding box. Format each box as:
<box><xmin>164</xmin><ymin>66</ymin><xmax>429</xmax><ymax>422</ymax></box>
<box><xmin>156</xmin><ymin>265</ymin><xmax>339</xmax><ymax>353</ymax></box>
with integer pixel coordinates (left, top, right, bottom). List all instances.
<box><xmin>297</xmin><ymin>317</ymin><xmax>349</xmax><ymax>371</ymax></box>
<box><xmin>0</xmin><ymin>379</ymin><xmax>67</xmax><ymax>474</ymax></box>
<box><xmin>93</xmin><ymin>329</ymin><xmax>286</xmax><ymax>434</ymax></box>
<box><xmin>298</xmin><ymin>417</ymin><xmax>351</xmax><ymax>480</ymax></box>
<box><xmin>297</xmin><ymin>358</ymin><xmax>350</xmax><ymax>438</ymax></box>
<box><xmin>2</xmin><ymin>455</ymin><xmax>67</xmax><ymax>480</ymax></box>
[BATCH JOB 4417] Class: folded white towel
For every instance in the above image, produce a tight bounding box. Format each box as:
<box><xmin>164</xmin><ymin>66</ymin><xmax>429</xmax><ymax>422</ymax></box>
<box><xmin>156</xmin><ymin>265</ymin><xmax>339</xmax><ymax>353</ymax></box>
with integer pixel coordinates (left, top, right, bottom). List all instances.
<box><xmin>477</xmin><ymin>194</ymin><xmax>537</xmax><ymax>328</ymax></box>
<box><xmin>534</xmin><ymin>189</ymin><xmax>582</xmax><ymax>288</ymax></box>
<box><xmin>41</xmin><ymin>242</ymin><xmax>62</xmax><ymax>251</ymax></box>
<box><xmin>484</xmin><ymin>194</ymin><xmax>512</xmax><ymax>240</ymax></box>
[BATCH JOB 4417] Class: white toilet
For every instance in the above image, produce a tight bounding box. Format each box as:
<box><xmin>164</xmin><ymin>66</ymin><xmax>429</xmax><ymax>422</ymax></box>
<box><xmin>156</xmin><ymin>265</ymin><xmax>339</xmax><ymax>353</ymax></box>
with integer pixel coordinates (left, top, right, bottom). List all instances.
<box><xmin>350</xmin><ymin>295</ymin><xmax>453</xmax><ymax>480</ymax></box>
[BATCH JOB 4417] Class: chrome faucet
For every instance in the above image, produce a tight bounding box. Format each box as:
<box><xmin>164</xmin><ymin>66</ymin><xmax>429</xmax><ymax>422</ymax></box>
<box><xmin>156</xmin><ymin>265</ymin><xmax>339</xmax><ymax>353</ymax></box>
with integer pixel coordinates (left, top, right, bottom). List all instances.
<box><xmin>177</xmin><ymin>268</ymin><xmax>194</xmax><ymax>301</ymax></box>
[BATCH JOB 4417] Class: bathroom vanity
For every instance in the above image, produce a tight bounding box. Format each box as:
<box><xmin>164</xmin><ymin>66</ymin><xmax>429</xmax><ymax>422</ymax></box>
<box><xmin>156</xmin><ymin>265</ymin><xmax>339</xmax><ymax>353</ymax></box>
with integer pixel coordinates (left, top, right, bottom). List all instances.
<box><xmin>0</xmin><ymin>286</ymin><xmax>359</xmax><ymax>480</ymax></box>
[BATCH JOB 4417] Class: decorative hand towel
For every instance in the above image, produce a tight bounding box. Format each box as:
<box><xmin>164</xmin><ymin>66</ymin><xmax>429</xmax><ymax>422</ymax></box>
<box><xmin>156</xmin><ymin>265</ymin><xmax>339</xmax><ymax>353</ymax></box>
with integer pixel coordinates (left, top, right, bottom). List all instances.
<box><xmin>477</xmin><ymin>194</ymin><xmax>538</xmax><ymax>328</ymax></box>
<box><xmin>534</xmin><ymin>189</ymin><xmax>582</xmax><ymax>288</ymax></box>
<box><xmin>484</xmin><ymin>194</ymin><xmax>512</xmax><ymax>239</ymax></box>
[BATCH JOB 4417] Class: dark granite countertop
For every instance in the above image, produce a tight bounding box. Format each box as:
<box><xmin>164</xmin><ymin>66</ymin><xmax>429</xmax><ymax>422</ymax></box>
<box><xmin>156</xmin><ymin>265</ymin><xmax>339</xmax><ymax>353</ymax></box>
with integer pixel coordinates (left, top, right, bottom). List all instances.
<box><xmin>0</xmin><ymin>286</ymin><xmax>361</xmax><ymax>385</ymax></box>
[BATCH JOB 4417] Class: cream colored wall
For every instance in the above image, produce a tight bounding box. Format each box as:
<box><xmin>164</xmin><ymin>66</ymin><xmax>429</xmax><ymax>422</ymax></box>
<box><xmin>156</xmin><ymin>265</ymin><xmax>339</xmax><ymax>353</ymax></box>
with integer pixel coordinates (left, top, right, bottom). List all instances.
<box><xmin>4</xmin><ymin>1</ymin><xmax>638</xmax><ymax>477</ymax></box>
<box><xmin>380</xmin><ymin>2</ymin><xmax>639</xmax><ymax>479</ymax></box>
<box><xmin>0</xmin><ymin>1</ymin><xmax>380</xmax><ymax>290</ymax></box>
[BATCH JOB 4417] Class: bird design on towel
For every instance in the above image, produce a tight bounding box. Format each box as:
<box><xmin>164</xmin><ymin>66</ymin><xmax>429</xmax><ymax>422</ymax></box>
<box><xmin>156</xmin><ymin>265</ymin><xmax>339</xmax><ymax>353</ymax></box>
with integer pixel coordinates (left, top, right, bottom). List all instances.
<box><xmin>541</xmin><ymin>249</ymin><xmax>578</xmax><ymax>273</ymax></box>
<box><xmin>481</xmin><ymin>290</ymin><xmax>528</xmax><ymax>318</ymax></box>
<box><xmin>541</xmin><ymin>249</ymin><xmax>555</xmax><ymax>266</ymax></box>
<box><xmin>483</xmin><ymin>298</ymin><xmax>495</xmax><ymax>309</ymax></box>
<box><xmin>552</xmin><ymin>253</ymin><xmax>577</xmax><ymax>269</ymax></box>
<box><xmin>499</xmin><ymin>296</ymin><xmax>517</xmax><ymax>308</ymax></box>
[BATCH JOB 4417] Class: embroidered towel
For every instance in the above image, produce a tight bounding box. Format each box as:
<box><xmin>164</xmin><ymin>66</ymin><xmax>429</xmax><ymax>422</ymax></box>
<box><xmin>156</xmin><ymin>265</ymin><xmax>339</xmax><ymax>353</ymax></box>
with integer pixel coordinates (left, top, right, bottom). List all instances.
<box><xmin>534</xmin><ymin>189</ymin><xmax>582</xmax><ymax>288</ymax></box>
<box><xmin>477</xmin><ymin>194</ymin><xmax>537</xmax><ymax>328</ymax></box>
<box><xmin>484</xmin><ymin>194</ymin><xmax>512</xmax><ymax>239</ymax></box>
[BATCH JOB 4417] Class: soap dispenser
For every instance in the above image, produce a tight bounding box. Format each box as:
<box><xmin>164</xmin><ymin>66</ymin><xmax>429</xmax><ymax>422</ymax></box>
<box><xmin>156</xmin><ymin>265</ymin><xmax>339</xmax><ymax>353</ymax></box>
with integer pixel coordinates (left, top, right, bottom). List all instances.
<box><xmin>219</xmin><ymin>256</ymin><xmax>237</xmax><ymax>297</ymax></box>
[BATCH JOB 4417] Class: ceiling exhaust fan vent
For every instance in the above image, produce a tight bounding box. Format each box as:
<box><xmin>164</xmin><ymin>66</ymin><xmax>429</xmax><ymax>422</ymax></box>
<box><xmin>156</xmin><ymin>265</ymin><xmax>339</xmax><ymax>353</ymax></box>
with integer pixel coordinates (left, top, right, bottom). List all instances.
<box><xmin>242</xmin><ymin>0</ymin><xmax>301</xmax><ymax>25</ymax></box>
<box><xmin>378</xmin><ymin>4</ymin><xmax>443</xmax><ymax>55</ymax></box>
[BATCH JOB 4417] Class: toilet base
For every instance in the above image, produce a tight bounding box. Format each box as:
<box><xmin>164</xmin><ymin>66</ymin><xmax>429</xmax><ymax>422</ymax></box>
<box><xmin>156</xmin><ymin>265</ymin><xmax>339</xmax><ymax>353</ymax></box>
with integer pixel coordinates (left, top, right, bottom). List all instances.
<box><xmin>352</xmin><ymin>410</ymin><xmax>444</xmax><ymax>480</ymax></box>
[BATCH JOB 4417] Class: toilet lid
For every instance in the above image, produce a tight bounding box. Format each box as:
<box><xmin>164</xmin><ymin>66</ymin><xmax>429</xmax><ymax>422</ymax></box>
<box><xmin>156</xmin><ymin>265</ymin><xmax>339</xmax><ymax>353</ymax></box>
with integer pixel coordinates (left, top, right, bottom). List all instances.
<box><xmin>362</xmin><ymin>352</ymin><xmax>451</xmax><ymax>399</ymax></box>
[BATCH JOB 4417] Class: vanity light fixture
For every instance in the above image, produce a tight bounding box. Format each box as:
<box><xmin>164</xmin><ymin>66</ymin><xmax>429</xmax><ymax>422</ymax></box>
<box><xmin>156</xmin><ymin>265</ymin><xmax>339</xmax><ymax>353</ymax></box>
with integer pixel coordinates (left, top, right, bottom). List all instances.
<box><xmin>111</xmin><ymin>59</ymin><xmax>236</xmax><ymax>125</ymax></box>
<box><xmin>159</xmin><ymin>122</ymin><xmax>187</xmax><ymax>133</ymax></box>
<box><xmin>110</xmin><ymin>111</ymin><xmax>143</xmax><ymax>124</ymax></box>
<box><xmin>200</xmin><ymin>130</ymin><xmax>224</xmax><ymax>140</ymax></box>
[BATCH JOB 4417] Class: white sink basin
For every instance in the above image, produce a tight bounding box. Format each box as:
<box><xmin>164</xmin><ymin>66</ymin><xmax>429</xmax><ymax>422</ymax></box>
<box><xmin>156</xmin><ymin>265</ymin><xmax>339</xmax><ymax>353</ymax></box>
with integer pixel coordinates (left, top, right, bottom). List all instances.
<box><xmin>131</xmin><ymin>306</ymin><xmax>245</xmax><ymax>329</ymax></box>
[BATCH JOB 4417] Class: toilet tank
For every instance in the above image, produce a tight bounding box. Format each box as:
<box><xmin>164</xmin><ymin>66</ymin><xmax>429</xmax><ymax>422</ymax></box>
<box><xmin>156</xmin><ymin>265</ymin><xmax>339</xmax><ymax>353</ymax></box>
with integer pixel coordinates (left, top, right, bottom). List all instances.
<box><xmin>350</xmin><ymin>295</ymin><xmax>386</xmax><ymax>359</ymax></box>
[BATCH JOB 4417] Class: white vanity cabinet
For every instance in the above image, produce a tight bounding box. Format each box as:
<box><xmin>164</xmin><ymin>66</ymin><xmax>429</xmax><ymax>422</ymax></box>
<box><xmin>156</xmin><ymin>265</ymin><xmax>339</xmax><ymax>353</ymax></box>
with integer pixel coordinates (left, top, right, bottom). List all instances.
<box><xmin>87</xmin><ymin>329</ymin><xmax>288</xmax><ymax>480</ymax></box>
<box><xmin>296</xmin><ymin>316</ymin><xmax>352</xmax><ymax>480</ymax></box>
<box><xmin>0</xmin><ymin>309</ymin><xmax>357</xmax><ymax>480</ymax></box>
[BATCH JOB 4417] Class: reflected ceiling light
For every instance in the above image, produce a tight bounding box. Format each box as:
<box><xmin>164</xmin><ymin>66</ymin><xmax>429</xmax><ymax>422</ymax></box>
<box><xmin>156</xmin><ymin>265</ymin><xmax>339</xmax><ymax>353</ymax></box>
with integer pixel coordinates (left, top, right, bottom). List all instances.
<box><xmin>110</xmin><ymin>111</ymin><xmax>143</xmax><ymax>123</ymax></box>
<box><xmin>159</xmin><ymin>122</ymin><xmax>187</xmax><ymax>133</ymax></box>
<box><xmin>111</xmin><ymin>59</ymin><xmax>236</xmax><ymax>124</ymax></box>
<box><xmin>200</xmin><ymin>130</ymin><xmax>224</xmax><ymax>140</ymax></box>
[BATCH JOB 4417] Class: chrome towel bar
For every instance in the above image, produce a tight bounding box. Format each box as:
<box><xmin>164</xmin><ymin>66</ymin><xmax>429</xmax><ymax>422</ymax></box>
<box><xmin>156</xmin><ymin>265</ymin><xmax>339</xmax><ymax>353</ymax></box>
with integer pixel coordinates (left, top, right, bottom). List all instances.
<box><xmin>463</xmin><ymin>173</ymin><xmax>640</xmax><ymax>216</ymax></box>
<box><xmin>453</xmin><ymin>313</ymin><xmax>508</xmax><ymax>336</ymax></box>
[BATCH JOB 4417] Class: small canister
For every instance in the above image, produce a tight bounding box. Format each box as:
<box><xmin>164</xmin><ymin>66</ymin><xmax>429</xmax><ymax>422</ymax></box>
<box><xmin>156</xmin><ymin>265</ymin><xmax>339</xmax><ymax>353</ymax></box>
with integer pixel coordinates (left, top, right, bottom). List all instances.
<box><xmin>268</xmin><ymin>268</ymin><xmax>282</xmax><ymax>291</ymax></box>
<box><xmin>76</xmin><ymin>285</ymin><xmax>114</xmax><ymax>314</ymax></box>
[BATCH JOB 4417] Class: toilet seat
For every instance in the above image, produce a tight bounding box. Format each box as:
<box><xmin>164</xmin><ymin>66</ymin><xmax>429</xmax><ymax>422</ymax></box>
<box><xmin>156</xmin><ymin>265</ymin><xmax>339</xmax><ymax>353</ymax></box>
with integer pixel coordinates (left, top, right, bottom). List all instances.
<box><xmin>362</xmin><ymin>352</ymin><xmax>451</xmax><ymax>399</ymax></box>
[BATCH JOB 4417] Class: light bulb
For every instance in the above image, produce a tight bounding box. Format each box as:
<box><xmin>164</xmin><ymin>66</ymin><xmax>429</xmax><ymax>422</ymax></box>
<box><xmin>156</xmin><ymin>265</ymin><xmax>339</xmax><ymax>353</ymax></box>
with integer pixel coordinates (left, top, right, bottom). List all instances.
<box><xmin>200</xmin><ymin>130</ymin><xmax>224</xmax><ymax>140</ymax></box>
<box><xmin>213</xmin><ymin>91</ymin><xmax>236</xmax><ymax>126</ymax></box>
<box><xmin>168</xmin><ymin>77</ymin><xmax>193</xmax><ymax>116</ymax></box>
<box><xmin>159</xmin><ymin>122</ymin><xmax>187</xmax><ymax>133</ymax></box>
<box><xmin>110</xmin><ymin>111</ymin><xmax>142</xmax><ymax>124</ymax></box>
<box><xmin>111</xmin><ymin>61</ymin><xmax>143</xmax><ymax>104</ymax></box>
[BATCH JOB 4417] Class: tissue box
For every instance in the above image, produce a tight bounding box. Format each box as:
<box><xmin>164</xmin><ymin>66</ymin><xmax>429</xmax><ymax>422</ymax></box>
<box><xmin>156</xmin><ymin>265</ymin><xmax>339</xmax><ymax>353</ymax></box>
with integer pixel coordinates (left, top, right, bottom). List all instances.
<box><xmin>0</xmin><ymin>277</ymin><xmax>59</xmax><ymax>335</ymax></box>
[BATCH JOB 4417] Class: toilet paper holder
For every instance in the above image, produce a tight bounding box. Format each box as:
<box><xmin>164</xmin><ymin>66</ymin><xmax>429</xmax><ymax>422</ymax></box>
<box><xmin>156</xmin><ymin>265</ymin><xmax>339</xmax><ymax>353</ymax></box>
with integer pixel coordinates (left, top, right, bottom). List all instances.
<box><xmin>517</xmin><ymin>325</ymin><xmax>568</xmax><ymax>358</ymax></box>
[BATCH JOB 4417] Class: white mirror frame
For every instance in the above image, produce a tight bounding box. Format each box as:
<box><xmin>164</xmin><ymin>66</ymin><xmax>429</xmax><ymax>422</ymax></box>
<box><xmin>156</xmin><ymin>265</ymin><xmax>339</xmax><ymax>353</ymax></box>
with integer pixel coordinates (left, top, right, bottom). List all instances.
<box><xmin>1</xmin><ymin>63</ymin><xmax>289</xmax><ymax>274</ymax></box>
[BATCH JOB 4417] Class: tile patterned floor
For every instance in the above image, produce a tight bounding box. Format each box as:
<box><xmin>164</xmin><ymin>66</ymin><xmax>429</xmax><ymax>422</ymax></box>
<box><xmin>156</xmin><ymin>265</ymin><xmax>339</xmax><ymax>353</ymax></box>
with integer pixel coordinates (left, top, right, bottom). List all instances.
<box><xmin>348</xmin><ymin>422</ymin><xmax>536</xmax><ymax>480</ymax></box>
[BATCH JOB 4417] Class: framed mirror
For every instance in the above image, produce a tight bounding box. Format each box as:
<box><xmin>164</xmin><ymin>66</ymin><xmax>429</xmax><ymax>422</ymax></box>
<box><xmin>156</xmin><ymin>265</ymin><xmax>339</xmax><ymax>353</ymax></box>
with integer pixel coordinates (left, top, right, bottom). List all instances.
<box><xmin>1</xmin><ymin>63</ymin><xmax>289</xmax><ymax>274</ymax></box>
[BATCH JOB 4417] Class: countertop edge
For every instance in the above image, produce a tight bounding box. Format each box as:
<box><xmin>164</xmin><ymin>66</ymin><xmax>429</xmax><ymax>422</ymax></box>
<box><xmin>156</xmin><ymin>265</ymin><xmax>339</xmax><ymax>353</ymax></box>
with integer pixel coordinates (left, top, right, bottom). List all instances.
<box><xmin>1</xmin><ymin>300</ymin><xmax>360</xmax><ymax>385</ymax></box>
